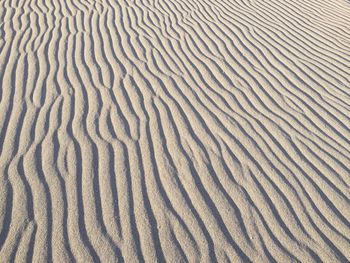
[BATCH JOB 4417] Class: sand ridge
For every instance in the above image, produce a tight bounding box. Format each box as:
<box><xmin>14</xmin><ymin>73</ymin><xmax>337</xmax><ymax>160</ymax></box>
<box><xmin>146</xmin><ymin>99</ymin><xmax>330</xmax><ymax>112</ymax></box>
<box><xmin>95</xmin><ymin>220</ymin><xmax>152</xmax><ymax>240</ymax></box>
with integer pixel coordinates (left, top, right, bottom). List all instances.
<box><xmin>0</xmin><ymin>0</ymin><xmax>350</xmax><ymax>261</ymax></box>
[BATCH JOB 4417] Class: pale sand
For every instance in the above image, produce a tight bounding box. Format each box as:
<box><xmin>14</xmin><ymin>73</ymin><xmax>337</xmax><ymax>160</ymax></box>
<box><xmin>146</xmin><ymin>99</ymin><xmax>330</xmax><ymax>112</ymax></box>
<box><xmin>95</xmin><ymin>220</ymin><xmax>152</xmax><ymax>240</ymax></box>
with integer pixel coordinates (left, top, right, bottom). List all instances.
<box><xmin>0</xmin><ymin>0</ymin><xmax>350</xmax><ymax>261</ymax></box>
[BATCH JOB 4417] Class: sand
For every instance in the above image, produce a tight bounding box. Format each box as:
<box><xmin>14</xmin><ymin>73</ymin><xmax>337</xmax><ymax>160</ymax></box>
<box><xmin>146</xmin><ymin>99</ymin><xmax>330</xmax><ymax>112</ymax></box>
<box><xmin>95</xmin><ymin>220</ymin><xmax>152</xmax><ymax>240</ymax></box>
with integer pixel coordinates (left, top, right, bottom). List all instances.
<box><xmin>0</xmin><ymin>0</ymin><xmax>350</xmax><ymax>261</ymax></box>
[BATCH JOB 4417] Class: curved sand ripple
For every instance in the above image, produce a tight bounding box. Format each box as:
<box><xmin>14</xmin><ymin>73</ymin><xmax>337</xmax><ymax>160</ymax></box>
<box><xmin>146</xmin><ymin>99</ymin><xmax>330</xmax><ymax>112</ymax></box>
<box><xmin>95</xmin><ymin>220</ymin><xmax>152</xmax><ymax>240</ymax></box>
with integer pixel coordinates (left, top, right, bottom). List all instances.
<box><xmin>1</xmin><ymin>0</ymin><xmax>350</xmax><ymax>261</ymax></box>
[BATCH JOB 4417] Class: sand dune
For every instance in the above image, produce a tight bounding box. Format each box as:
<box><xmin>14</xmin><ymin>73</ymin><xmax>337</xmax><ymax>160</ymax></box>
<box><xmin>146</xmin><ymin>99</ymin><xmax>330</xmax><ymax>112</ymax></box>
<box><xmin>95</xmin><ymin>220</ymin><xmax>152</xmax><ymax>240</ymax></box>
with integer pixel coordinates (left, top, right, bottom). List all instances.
<box><xmin>1</xmin><ymin>0</ymin><xmax>350</xmax><ymax>261</ymax></box>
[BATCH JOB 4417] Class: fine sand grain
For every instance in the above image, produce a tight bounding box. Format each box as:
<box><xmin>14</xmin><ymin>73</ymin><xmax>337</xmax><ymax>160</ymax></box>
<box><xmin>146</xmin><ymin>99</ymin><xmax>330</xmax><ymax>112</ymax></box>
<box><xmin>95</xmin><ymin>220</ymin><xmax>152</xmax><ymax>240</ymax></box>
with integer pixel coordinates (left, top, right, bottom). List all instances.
<box><xmin>1</xmin><ymin>0</ymin><xmax>350</xmax><ymax>261</ymax></box>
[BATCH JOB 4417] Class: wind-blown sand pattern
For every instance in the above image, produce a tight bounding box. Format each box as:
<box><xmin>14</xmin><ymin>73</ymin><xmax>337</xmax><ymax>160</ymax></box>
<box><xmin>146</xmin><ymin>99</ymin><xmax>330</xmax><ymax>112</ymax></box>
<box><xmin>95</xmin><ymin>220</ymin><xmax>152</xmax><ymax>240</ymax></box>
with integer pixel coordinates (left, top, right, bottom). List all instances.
<box><xmin>1</xmin><ymin>0</ymin><xmax>350</xmax><ymax>261</ymax></box>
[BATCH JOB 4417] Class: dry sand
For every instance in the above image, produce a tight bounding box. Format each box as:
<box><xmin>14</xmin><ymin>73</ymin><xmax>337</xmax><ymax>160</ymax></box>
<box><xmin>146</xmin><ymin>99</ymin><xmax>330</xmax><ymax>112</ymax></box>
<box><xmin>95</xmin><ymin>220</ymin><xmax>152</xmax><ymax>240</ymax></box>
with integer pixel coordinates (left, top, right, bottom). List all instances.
<box><xmin>1</xmin><ymin>0</ymin><xmax>350</xmax><ymax>261</ymax></box>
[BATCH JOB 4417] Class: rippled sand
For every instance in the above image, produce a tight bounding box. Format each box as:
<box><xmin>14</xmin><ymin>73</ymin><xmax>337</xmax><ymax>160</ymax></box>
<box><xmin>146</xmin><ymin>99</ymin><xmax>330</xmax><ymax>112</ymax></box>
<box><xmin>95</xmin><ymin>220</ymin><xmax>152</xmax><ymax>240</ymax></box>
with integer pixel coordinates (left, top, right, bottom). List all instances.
<box><xmin>1</xmin><ymin>0</ymin><xmax>350</xmax><ymax>261</ymax></box>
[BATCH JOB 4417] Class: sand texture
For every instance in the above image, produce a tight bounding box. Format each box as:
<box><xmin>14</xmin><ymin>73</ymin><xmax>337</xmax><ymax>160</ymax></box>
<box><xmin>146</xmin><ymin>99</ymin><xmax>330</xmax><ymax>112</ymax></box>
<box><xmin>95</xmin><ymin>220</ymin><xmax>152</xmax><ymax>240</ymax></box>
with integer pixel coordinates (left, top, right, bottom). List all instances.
<box><xmin>1</xmin><ymin>0</ymin><xmax>350</xmax><ymax>261</ymax></box>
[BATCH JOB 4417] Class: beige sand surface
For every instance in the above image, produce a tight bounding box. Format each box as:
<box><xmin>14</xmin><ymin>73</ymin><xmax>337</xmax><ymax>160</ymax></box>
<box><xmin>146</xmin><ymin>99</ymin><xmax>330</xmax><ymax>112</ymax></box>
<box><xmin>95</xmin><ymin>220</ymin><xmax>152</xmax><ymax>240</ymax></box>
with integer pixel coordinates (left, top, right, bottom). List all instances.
<box><xmin>1</xmin><ymin>0</ymin><xmax>350</xmax><ymax>261</ymax></box>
